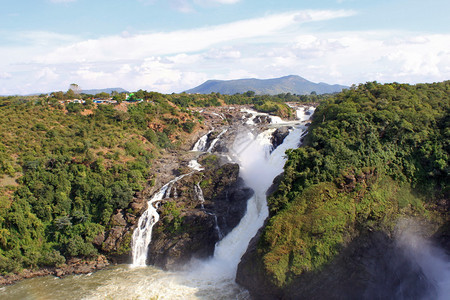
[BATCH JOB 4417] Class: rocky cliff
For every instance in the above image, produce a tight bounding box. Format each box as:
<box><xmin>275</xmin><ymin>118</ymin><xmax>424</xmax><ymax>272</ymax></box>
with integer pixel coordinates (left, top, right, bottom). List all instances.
<box><xmin>237</xmin><ymin>227</ymin><xmax>447</xmax><ymax>300</ymax></box>
<box><xmin>147</xmin><ymin>158</ymin><xmax>253</xmax><ymax>269</ymax></box>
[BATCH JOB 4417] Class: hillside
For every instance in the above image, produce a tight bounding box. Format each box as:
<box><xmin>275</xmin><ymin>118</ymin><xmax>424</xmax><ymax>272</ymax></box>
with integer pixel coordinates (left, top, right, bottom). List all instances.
<box><xmin>236</xmin><ymin>80</ymin><xmax>450</xmax><ymax>299</ymax></box>
<box><xmin>185</xmin><ymin>75</ymin><xmax>348</xmax><ymax>95</ymax></box>
<box><xmin>0</xmin><ymin>90</ymin><xmax>318</xmax><ymax>278</ymax></box>
<box><xmin>0</xmin><ymin>93</ymin><xmax>205</xmax><ymax>275</ymax></box>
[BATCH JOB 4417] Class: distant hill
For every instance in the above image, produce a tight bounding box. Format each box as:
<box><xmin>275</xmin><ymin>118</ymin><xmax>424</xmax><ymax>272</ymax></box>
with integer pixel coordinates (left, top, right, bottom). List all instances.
<box><xmin>81</xmin><ymin>87</ymin><xmax>128</xmax><ymax>95</ymax></box>
<box><xmin>185</xmin><ymin>75</ymin><xmax>348</xmax><ymax>95</ymax></box>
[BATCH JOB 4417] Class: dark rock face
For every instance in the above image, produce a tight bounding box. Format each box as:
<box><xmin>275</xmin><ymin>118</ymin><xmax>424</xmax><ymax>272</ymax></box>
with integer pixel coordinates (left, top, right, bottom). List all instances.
<box><xmin>265</xmin><ymin>174</ymin><xmax>283</xmax><ymax>197</ymax></box>
<box><xmin>147</xmin><ymin>161</ymin><xmax>253</xmax><ymax>270</ymax></box>
<box><xmin>93</xmin><ymin>196</ymin><xmax>148</xmax><ymax>264</ymax></box>
<box><xmin>236</xmin><ymin>227</ymin><xmax>283</xmax><ymax>300</ymax></box>
<box><xmin>210</xmin><ymin>140</ymin><xmax>229</xmax><ymax>153</ymax></box>
<box><xmin>148</xmin><ymin>210</ymin><xmax>218</xmax><ymax>269</ymax></box>
<box><xmin>212</xmin><ymin>177</ymin><xmax>253</xmax><ymax>237</ymax></box>
<box><xmin>270</xmin><ymin>126</ymin><xmax>292</xmax><ymax>152</ymax></box>
<box><xmin>434</xmin><ymin>221</ymin><xmax>450</xmax><ymax>255</ymax></box>
<box><xmin>254</xmin><ymin>115</ymin><xmax>272</xmax><ymax>124</ymax></box>
<box><xmin>236</xmin><ymin>231</ymin><xmax>440</xmax><ymax>300</ymax></box>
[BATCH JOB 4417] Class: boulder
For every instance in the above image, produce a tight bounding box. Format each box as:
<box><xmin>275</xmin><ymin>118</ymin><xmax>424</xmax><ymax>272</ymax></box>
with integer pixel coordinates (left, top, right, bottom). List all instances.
<box><xmin>270</xmin><ymin>126</ymin><xmax>292</xmax><ymax>152</ymax></box>
<box><xmin>254</xmin><ymin>115</ymin><xmax>271</xmax><ymax>124</ymax></box>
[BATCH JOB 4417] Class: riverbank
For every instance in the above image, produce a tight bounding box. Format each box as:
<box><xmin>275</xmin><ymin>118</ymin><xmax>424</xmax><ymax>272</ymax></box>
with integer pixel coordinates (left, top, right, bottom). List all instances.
<box><xmin>0</xmin><ymin>255</ymin><xmax>109</xmax><ymax>286</ymax></box>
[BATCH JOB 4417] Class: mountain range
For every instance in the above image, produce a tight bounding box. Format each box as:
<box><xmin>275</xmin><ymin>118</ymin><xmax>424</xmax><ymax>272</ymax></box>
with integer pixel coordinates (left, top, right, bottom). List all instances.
<box><xmin>184</xmin><ymin>75</ymin><xmax>348</xmax><ymax>95</ymax></box>
<box><xmin>81</xmin><ymin>87</ymin><xmax>128</xmax><ymax>95</ymax></box>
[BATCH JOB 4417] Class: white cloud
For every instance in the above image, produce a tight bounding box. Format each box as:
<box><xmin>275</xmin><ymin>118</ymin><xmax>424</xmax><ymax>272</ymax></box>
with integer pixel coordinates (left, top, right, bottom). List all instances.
<box><xmin>2</xmin><ymin>9</ymin><xmax>450</xmax><ymax>95</ymax></box>
<box><xmin>0</xmin><ymin>72</ymin><xmax>12</xmax><ymax>79</ymax></box>
<box><xmin>35</xmin><ymin>10</ymin><xmax>354</xmax><ymax>65</ymax></box>
<box><xmin>36</xmin><ymin>67</ymin><xmax>59</xmax><ymax>82</ymax></box>
<box><xmin>204</xmin><ymin>48</ymin><xmax>241</xmax><ymax>60</ymax></box>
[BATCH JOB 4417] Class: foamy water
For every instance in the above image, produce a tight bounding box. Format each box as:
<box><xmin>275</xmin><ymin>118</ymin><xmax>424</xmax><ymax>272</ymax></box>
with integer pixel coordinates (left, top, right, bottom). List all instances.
<box><xmin>2</xmin><ymin>107</ymin><xmax>311</xmax><ymax>299</ymax></box>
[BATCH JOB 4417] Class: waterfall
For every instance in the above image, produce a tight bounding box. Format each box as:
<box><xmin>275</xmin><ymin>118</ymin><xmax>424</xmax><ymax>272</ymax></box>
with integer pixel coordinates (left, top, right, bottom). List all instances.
<box><xmin>126</xmin><ymin>106</ymin><xmax>313</xmax><ymax>295</ymax></box>
<box><xmin>194</xmin><ymin>182</ymin><xmax>224</xmax><ymax>240</ymax></box>
<box><xmin>132</xmin><ymin>106</ymin><xmax>312</xmax><ymax>270</ymax></box>
<box><xmin>206</xmin><ymin>129</ymin><xmax>227</xmax><ymax>153</ymax></box>
<box><xmin>188</xmin><ymin>159</ymin><xmax>204</xmax><ymax>171</ymax></box>
<box><xmin>131</xmin><ymin>173</ymin><xmax>192</xmax><ymax>266</ymax></box>
<box><xmin>194</xmin><ymin>182</ymin><xmax>205</xmax><ymax>209</ymax></box>
<box><xmin>213</xmin><ymin>214</ymin><xmax>224</xmax><ymax>240</ymax></box>
<box><xmin>178</xmin><ymin>107</ymin><xmax>313</xmax><ymax>289</ymax></box>
<box><xmin>192</xmin><ymin>130</ymin><xmax>212</xmax><ymax>152</ymax></box>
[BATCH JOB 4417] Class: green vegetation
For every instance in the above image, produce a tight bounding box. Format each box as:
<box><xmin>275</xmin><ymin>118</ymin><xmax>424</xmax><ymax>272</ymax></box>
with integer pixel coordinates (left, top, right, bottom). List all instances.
<box><xmin>261</xmin><ymin>81</ymin><xmax>449</xmax><ymax>287</ymax></box>
<box><xmin>0</xmin><ymin>94</ymin><xmax>201</xmax><ymax>274</ymax></box>
<box><xmin>0</xmin><ymin>88</ymin><xmax>310</xmax><ymax>275</ymax></box>
<box><xmin>3</xmin><ymin>80</ymin><xmax>442</xmax><ymax>279</ymax></box>
<box><xmin>159</xmin><ymin>201</ymin><xmax>184</xmax><ymax>234</ymax></box>
<box><xmin>254</xmin><ymin>100</ymin><xmax>295</xmax><ymax>119</ymax></box>
<box><xmin>168</xmin><ymin>91</ymin><xmax>325</xmax><ymax>118</ymax></box>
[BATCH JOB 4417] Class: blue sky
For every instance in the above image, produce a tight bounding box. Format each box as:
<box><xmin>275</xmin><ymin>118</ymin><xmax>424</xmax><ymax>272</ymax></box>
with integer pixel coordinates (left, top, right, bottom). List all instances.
<box><xmin>1</xmin><ymin>0</ymin><xmax>450</xmax><ymax>94</ymax></box>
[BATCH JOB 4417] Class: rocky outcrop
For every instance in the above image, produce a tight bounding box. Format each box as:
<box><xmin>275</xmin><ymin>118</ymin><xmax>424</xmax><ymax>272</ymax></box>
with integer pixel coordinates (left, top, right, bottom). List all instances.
<box><xmin>0</xmin><ymin>255</ymin><xmax>109</xmax><ymax>286</ymax></box>
<box><xmin>147</xmin><ymin>158</ymin><xmax>253</xmax><ymax>270</ymax></box>
<box><xmin>270</xmin><ymin>126</ymin><xmax>292</xmax><ymax>152</ymax></box>
<box><xmin>237</xmin><ymin>228</ymin><xmax>442</xmax><ymax>300</ymax></box>
<box><xmin>93</xmin><ymin>195</ymin><xmax>148</xmax><ymax>263</ymax></box>
<box><xmin>236</xmin><ymin>227</ymin><xmax>283</xmax><ymax>300</ymax></box>
<box><xmin>254</xmin><ymin>115</ymin><xmax>272</xmax><ymax>124</ymax></box>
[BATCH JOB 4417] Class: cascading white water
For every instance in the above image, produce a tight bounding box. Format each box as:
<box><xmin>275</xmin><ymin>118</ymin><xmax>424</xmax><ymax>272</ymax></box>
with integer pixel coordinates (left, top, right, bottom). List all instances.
<box><xmin>1</xmin><ymin>107</ymin><xmax>314</xmax><ymax>300</ymax></box>
<box><xmin>206</xmin><ymin>129</ymin><xmax>227</xmax><ymax>153</ymax></box>
<box><xmin>194</xmin><ymin>182</ymin><xmax>205</xmax><ymax>209</ymax></box>
<box><xmin>189</xmin><ymin>128</ymin><xmax>227</xmax><ymax>172</ymax></box>
<box><xmin>129</xmin><ymin>106</ymin><xmax>312</xmax><ymax>292</ymax></box>
<box><xmin>396</xmin><ymin>224</ymin><xmax>450</xmax><ymax>300</ymax></box>
<box><xmin>131</xmin><ymin>173</ymin><xmax>192</xmax><ymax>266</ymax></box>
<box><xmin>188</xmin><ymin>159</ymin><xmax>204</xmax><ymax>171</ymax></box>
<box><xmin>192</xmin><ymin>130</ymin><xmax>212</xmax><ymax>152</ymax></box>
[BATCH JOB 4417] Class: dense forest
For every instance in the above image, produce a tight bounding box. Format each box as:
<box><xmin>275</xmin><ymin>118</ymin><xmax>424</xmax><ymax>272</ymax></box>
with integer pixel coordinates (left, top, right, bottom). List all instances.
<box><xmin>0</xmin><ymin>89</ymin><xmax>315</xmax><ymax>274</ymax></box>
<box><xmin>259</xmin><ymin>81</ymin><xmax>449</xmax><ymax>288</ymax></box>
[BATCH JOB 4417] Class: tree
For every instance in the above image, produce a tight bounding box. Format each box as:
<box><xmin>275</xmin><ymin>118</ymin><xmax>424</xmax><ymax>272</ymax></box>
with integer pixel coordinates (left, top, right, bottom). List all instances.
<box><xmin>84</xmin><ymin>98</ymin><xmax>93</xmax><ymax>108</ymax></box>
<box><xmin>66</xmin><ymin>89</ymin><xmax>76</xmax><ymax>100</ymax></box>
<box><xmin>51</xmin><ymin>91</ymin><xmax>65</xmax><ymax>100</ymax></box>
<box><xmin>134</xmin><ymin>89</ymin><xmax>145</xmax><ymax>100</ymax></box>
<box><xmin>69</xmin><ymin>84</ymin><xmax>82</xmax><ymax>95</ymax></box>
<box><xmin>95</xmin><ymin>92</ymin><xmax>110</xmax><ymax>99</ymax></box>
<box><xmin>245</xmin><ymin>90</ymin><xmax>256</xmax><ymax>97</ymax></box>
<box><xmin>113</xmin><ymin>93</ymin><xmax>126</xmax><ymax>104</ymax></box>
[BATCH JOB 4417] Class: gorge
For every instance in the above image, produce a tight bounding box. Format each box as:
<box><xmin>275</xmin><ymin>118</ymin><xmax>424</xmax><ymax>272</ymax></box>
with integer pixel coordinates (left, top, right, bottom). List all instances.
<box><xmin>1</xmin><ymin>104</ymin><xmax>314</xmax><ymax>299</ymax></box>
<box><xmin>1</xmin><ymin>81</ymin><xmax>449</xmax><ymax>299</ymax></box>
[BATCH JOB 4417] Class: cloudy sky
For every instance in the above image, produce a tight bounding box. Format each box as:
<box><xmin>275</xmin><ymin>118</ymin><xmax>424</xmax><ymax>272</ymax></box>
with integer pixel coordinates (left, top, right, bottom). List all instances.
<box><xmin>1</xmin><ymin>0</ymin><xmax>449</xmax><ymax>95</ymax></box>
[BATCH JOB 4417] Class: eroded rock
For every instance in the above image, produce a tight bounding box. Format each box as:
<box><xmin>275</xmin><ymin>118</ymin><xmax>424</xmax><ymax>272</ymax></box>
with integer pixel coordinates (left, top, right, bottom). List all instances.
<box><xmin>270</xmin><ymin>126</ymin><xmax>292</xmax><ymax>152</ymax></box>
<box><xmin>147</xmin><ymin>161</ymin><xmax>254</xmax><ymax>270</ymax></box>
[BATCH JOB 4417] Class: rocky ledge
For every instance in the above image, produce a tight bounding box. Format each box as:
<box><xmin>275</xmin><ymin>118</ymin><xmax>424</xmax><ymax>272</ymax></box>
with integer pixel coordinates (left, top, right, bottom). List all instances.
<box><xmin>0</xmin><ymin>255</ymin><xmax>109</xmax><ymax>286</ymax></box>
